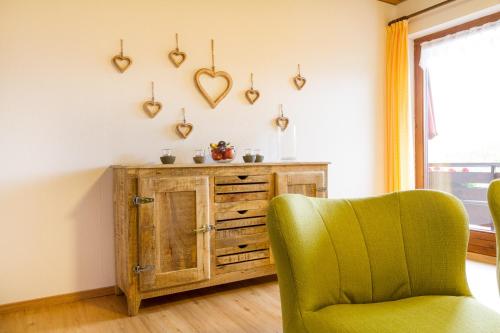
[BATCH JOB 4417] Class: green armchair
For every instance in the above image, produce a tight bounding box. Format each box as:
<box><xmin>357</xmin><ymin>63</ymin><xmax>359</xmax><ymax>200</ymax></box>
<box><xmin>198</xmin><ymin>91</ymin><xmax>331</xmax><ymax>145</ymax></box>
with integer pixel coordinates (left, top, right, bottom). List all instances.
<box><xmin>488</xmin><ymin>179</ymin><xmax>500</xmax><ymax>293</ymax></box>
<box><xmin>268</xmin><ymin>190</ymin><xmax>500</xmax><ymax>332</ymax></box>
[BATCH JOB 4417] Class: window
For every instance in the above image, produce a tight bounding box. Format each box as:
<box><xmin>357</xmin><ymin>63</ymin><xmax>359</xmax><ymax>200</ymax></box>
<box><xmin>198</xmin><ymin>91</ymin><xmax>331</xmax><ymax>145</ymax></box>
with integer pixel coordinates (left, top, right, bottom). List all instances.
<box><xmin>414</xmin><ymin>13</ymin><xmax>500</xmax><ymax>256</ymax></box>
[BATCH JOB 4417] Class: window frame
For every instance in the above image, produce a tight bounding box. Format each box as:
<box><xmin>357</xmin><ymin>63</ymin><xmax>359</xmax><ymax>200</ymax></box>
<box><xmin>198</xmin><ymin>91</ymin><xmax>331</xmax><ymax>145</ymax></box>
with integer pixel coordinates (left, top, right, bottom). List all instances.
<box><xmin>413</xmin><ymin>12</ymin><xmax>500</xmax><ymax>257</ymax></box>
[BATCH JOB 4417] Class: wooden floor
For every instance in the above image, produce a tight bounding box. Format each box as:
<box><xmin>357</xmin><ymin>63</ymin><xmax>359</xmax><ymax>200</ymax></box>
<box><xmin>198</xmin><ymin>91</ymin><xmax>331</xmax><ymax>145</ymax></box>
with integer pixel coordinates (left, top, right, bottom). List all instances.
<box><xmin>0</xmin><ymin>277</ymin><xmax>282</xmax><ymax>333</ymax></box>
<box><xmin>0</xmin><ymin>261</ymin><xmax>498</xmax><ymax>333</ymax></box>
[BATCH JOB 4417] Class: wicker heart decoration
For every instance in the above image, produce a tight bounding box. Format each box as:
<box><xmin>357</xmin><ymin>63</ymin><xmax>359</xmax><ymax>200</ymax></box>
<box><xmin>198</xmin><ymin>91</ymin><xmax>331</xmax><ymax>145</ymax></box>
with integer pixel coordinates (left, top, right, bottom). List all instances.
<box><xmin>143</xmin><ymin>101</ymin><xmax>162</xmax><ymax>118</ymax></box>
<box><xmin>194</xmin><ymin>68</ymin><xmax>233</xmax><ymax>109</ymax></box>
<box><xmin>176</xmin><ymin>123</ymin><xmax>193</xmax><ymax>139</ymax></box>
<box><xmin>245</xmin><ymin>89</ymin><xmax>260</xmax><ymax>105</ymax></box>
<box><xmin>294</xmin><ymin>75</ymin><xmax>306</xmax><ymax>90</ymax></box>
<box><xmin>168</xmin><ymin>50</ymin><xmax>186</xmax><ymax>68</ymax></box>
<box><xmin>112</xmin><ymin>55</ymin><xmax>132</xmax><ymax>73</ymax></box>
<box><xmin>276</xmin><ymin>117</ymin><xmax>289</xmax><ymax>131</ymax></box>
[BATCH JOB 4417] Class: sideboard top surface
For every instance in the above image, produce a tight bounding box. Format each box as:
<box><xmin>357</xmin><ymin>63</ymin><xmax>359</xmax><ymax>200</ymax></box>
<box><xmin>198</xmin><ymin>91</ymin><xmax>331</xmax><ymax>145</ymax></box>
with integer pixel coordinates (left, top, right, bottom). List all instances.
<box><xmin>112</xmin><ymin>161</ymin><xmax>330</xmax><ymax>169</ymax></box>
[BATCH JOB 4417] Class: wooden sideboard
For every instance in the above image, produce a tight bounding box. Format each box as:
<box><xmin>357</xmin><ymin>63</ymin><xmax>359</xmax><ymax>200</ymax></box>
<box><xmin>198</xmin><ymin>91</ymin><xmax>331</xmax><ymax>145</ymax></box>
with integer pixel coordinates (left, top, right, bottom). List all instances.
<box><xmin>113</xmin><ymin>162</ymin><xmax>329</xmax><ymax>315</ymax></box>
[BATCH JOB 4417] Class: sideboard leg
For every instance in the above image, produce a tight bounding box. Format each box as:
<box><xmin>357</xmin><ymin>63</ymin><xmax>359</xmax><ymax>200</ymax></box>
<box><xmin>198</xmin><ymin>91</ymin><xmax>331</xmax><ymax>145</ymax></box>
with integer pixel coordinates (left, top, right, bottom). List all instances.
<box><xmin>127</xmin><ymin>295</ymin><xmax>141</xmax><ymax>316</ymax></box>
<box><xmin>114</xmin><ymin>285</ymin><xmax>124</xmax><ymax>296</ymax></box>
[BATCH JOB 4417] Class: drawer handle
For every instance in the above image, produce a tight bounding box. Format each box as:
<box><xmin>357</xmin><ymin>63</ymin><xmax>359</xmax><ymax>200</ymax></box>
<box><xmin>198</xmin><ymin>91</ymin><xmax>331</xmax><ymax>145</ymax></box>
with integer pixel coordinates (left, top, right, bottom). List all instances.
<box><xmin>237</xmin><ymin>175</ymin><xmax>249</xmax><ymax>180</ymax></box>
<box><xmin>238</xmin><ymin>244</ymin><xmax>248</xmax><ymax>249</ymax></box>
<box><xmin>237</xmin><ymin>210</ymin><xmax>248</xmax><ymax>215</ymax></box>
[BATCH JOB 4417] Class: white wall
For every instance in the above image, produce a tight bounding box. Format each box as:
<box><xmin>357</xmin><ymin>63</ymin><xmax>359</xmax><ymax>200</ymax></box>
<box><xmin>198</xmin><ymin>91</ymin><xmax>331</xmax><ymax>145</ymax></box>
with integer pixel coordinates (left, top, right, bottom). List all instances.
<box><xmin>0</xmin><ymin>0</ymin><xmax>393</xmax><ymax>304</ymax></box>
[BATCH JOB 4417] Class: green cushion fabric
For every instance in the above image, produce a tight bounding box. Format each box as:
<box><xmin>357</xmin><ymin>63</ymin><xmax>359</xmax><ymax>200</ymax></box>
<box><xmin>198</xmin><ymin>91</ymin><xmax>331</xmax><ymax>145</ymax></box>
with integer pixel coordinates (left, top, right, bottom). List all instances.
<box><xmin>304</xmin><ymin>296</ymin><xmax>500</xmax><ymax>333</ymax></box>
<box><xmin>268</xmin><ymin>190</ymin><xmax>500</xmax><ymax>333</ymax></box>
<box><xmin>487</xmin><ymin>179</ymin><xmax>500</xmax><ymax>291</ymax></box>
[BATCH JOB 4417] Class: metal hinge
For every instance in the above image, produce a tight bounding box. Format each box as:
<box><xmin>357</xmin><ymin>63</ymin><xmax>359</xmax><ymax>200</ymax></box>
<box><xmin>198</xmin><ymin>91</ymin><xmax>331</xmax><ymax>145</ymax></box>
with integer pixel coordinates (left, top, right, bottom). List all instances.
<box><xmin>133</xmin><ymin>264</ymin><xmax>155</xmax><ymax>274</ymax></box>
<box><xmin>317</xmin><ymin>187</ymin><xmax>327</xmax><ymax>193</ymax></box>
<box><xmin>133</xmin><ymin>196</ymin><xmax>154</xmax><ymax>205</ymax></box>
<box><xmin>193</xmin><ymin>224</ymin><xmax>215</xmax><ymax>233</ymax></box>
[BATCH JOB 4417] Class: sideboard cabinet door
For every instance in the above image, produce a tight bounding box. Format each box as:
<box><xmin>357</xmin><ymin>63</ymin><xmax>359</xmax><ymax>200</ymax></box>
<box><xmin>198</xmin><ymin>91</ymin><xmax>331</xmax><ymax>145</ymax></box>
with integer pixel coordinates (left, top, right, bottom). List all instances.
<box><xmin>137</xmin><ymin>176</ymin><xmax>211</xmax><ymax>291</ymax></box>
<box><xmin>275</xmin><ymin>171</ymin><xmax>327</xmax><ymax>198</ymax></box>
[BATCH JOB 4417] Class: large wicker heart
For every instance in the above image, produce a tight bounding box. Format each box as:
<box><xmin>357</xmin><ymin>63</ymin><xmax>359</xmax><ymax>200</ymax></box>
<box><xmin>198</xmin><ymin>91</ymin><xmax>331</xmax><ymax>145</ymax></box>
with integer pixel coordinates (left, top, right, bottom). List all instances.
<box><xmin>245</xmin><ymin>89</ymin><xmax>260</xmax><ymax>105</ymax></box>
<box><xmin>168</xmin><ymin>50</ymin><xmax>186</xmax><ymax>68</ymax></box>
<box><xmin>276</xmin><ymin>116</ymin><xmax>289</xmax><ymax>131</ymax></box>
<box><xmin>176</xmin><ymin>123</ymin><xmax>193</xmax><ymax>139</ymax></box>
<box><xmin>143</xmin><ymin>101</ymin><xmax>162</xmax><ymax>118</ymax></box>
<box><xmin>194</xmin><ymin>68</ymin><xmax>233</xmax><ymax>109</ymax></box>
<box><xmin>112</xmin><ymin>55</ymin><xmax>132</xmax><ymax>73</ymax></box>
<box><xmin>294</xmin><ymin>75</ymin><xmax>306</xmax><ymax>90</ymax></box>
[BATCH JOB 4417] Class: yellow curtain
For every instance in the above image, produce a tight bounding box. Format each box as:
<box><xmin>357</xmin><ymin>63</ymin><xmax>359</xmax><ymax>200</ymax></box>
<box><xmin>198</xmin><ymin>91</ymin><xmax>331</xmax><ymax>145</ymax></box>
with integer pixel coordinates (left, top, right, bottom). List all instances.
<box><xmin>386</xmin><ymin>20</ymin><xmax>410</xmax><ymax>192</ymax></box>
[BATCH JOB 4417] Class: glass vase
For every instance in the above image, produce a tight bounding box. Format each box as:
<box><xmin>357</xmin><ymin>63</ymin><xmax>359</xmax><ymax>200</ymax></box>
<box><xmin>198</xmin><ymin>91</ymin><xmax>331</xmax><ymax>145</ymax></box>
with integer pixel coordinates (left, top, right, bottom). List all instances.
<box><xmin>277</xmin><ymin>124</ymin><xmax>297</xmax><ymax>161</ymax></box>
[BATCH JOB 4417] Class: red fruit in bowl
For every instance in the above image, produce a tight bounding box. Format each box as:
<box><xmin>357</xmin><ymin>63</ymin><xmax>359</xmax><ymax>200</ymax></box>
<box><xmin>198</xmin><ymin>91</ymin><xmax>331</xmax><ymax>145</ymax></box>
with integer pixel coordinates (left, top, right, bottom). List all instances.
<box><xmin>211</xmin><ymin>150</ymin><xmax>223</xmax><ymax>161</ymax></box>
<box><xmin>224</xmin><ymin>147</ymin><xmax>234</xmax><ymax>160</ymax></box>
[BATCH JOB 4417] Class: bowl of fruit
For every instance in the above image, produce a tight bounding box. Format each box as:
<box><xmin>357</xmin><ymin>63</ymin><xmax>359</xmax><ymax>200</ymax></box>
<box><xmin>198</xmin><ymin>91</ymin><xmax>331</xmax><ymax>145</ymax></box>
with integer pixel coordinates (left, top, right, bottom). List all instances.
<box><xmin>210</xmin><ymin>141</ymin><xmax>235</xmax><ymax>163</ymax></box>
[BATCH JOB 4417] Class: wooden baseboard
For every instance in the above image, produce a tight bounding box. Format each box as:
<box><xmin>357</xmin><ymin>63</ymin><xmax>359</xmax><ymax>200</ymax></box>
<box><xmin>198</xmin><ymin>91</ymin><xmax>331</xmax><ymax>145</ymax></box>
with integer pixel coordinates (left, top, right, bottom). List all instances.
<box><xmin>467</xmin><ymin>252</ymin><xmax>497</xmax><ymax>265</ymax></box>
<box><xmin>0</xmin><ymin>286</ymin><xmax>115</xmax><ymax>314</ymax></box>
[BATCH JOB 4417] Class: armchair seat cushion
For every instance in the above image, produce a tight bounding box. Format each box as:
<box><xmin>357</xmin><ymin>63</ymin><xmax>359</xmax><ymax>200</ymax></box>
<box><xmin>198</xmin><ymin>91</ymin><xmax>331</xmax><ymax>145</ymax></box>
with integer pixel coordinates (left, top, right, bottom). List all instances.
<box><xmin>304</xmin><ymin>296</ymin><xmax>500</xmax><ymax>333</ymax></box>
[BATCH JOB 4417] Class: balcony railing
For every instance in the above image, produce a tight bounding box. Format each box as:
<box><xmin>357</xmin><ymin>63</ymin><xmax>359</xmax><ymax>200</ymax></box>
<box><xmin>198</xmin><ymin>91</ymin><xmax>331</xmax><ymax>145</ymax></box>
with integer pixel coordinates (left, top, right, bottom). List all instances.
<box><xmin>427</xmin><ymin>162</ymin><xmax>500</xmax><ymax>232</ymax></box>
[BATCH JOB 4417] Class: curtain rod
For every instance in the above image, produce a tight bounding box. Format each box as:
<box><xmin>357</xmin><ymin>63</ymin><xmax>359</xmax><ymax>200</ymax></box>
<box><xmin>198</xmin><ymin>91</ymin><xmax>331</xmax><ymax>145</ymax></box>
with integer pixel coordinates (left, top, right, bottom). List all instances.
<box><xmin>388</xmin><ymin>0</ymin><xmax>457</xmax><ymax>26</ymax></box>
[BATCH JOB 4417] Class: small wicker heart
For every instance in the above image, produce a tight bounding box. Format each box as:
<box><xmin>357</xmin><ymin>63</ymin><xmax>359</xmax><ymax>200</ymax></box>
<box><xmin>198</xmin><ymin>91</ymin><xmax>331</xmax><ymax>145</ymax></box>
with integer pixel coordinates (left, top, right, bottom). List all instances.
<box><xmin>294</xmin><ymin>75</ymin><xmax>306</xmax><ymax>90</ymax></box>
<box><xmin>168</xmin><ymin>50</ymin><xmax>186</xmax><ymax>68</ymax></box>
<box><xmin>194</xmin><ymin>68</ymin><xmax>233</xmax><ymax>109</ymax></box>
<box><xmin>112</xmin><ymin>55</ymin><xmax>132</xmax><ymax>73</ymax></box>
<box><xmin>143</xmin><ymin>101</ymin><xmax>162</xmax><ymax>118</ymax></box>
<box><xmin>245</xmin><ymin>89</ymin><xmax>260</xmax><ymax>105</ymax></box>
<box><xmin>276</xmin><ymin>117</ymin><xmax>289</xmax><ymax>131</ymax></box>
<box><xmin>176</xmin><ymin>123</ymin><xmax>193</xmax><ymax>139</ymax></box>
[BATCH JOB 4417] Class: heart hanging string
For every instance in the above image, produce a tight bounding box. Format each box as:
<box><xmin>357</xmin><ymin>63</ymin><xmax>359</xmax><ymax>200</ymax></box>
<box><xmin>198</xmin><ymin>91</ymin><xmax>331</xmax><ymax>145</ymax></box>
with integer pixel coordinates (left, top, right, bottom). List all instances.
<box><xmin>168</xmin><ymin>33</ymin><xmax>187</xmax><ymax>68</ymax></box>
<box><xmin>176</xmin><ymin>108</ymin><xmax>194</xmax><ymax>139</ymax></box>
<box><xmin>194</xmin><ymin>39</ymin><xmax>233</xmax><ymax>109</ymax></box>
<box><xmin>276</xmin><ymin>104</ymin><xmax>289</xmax><ymax>131</ymax></box>
<box><xmin>143</xmin><ymin>82</ymin><xmax>162</xmax><ymax>118</ymax></box>
<box><xmin>245</xmin><ymin>73</ymin><xmax>260</xmax><ymax>105</ymax></box>
<box><xmin>112</xmin><ymin>39</ymin><xmax>132</xmax><ymax>73</ymax></box>
<box><xmin>293</xmin><ymin>64</ymin><xmax>306</xmax><ymax>90</ymax></box>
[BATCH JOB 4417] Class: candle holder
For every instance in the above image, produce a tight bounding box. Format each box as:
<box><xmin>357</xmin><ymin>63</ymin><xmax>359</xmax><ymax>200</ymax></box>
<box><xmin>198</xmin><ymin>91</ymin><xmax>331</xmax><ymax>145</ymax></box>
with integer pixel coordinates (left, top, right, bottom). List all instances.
<box><xmin>193</xmin><ymin>149</ymin><xmax>206</xmax><ymax>164</ymax></box>
<box><xmin>254</xmin><ymin>149</ymin><xmax>264</xmax><ymax>163</ymax></box>
<box><xmin>160</xmin><ymin>149</ymin><xmax>176</xmax><ymax>164</ymax></box>
<box><xmin>243</xmin><ymin>148</ymin><xmax>256</xmax><ymax>163</ymax></box>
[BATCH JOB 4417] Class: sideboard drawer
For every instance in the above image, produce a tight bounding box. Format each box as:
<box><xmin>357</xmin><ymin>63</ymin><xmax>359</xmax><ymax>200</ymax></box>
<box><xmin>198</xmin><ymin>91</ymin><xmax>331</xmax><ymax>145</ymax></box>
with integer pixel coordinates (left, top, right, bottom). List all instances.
<box><xmin>215</xmin><ymin>174</ymin><xmax>271</xmax><ymax>185</ymax></box>
<box><xmin>216</xmin><ymin>258</ymin><xmax>271</xmax><ymax>274</ymax></box>
<box><xmin>215</xmin><ymin>183</ymin><xmax>268</xmax><ymax>194</ymax></box>
<box><xmin>214</xmin><ymin>174</ymin><xmax>272</xmax><ymax>203</ymax></box>
<box><xmin>216</xmin><ymin>225</ymin><xmax>268</xmax><ymax>241</ymax></box>
<box><xmin>215</xmin><ymin>191</ymin><xmax>270</xmax><ymax>203</ymax></box>
<box><xmin>215</xmin><ymin>227</ymin><xmax>269</xmax><ymax>249</ymax></box>
<box><xmin>216</xmin><ymin>241</ymin><xmax>269</xmax><ymax>256</ymax></box>
<box><xmin>216</xmin><ymin>216</ymin><xmax>267</xmax><ymax>229</ymax></box>
<box><xmin>215</xmin><ymin>208</ymin><xmax>268</xmax><ymax>221</ymax></box>
<box><xmin>216</xmin><ymin>249</ymin><xmax>270</xmax><ymax>265</ymax></box>
<box><xmin>215</xmin><ymin>199</ymin><xmax>269</xmax><ymax>213</ymax></box>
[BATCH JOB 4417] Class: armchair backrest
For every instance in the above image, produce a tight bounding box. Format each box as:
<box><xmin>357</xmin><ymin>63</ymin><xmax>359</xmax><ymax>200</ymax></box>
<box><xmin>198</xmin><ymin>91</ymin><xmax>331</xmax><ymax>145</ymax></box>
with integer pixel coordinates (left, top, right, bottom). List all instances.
<box><xmin>267</xmin><ymin>190</ymin><xmax>471</xmax><ymax>330</ymax></box>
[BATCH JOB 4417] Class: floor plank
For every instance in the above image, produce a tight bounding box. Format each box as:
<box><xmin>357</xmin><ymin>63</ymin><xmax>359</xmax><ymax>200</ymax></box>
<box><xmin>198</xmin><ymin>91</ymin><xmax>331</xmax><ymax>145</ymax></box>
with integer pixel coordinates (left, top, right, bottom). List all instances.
<box><xmin>0</xmin><ymin>261</ymin><xmax>498</xmax><ymax>333</ymax></box>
